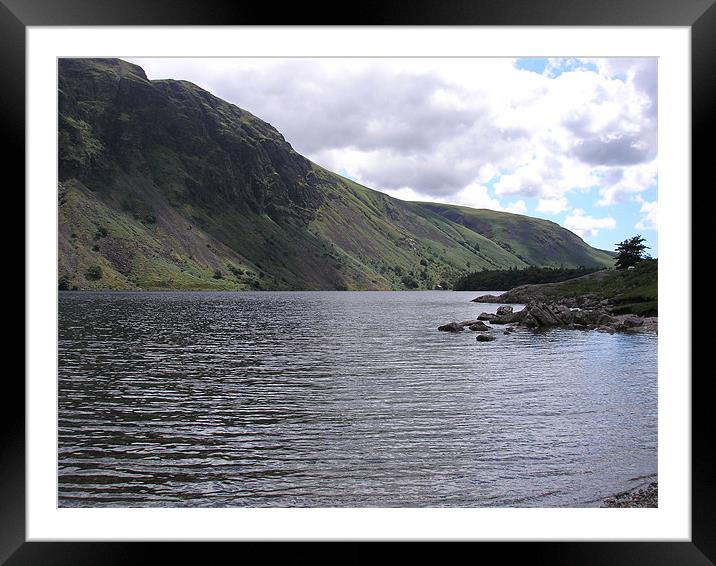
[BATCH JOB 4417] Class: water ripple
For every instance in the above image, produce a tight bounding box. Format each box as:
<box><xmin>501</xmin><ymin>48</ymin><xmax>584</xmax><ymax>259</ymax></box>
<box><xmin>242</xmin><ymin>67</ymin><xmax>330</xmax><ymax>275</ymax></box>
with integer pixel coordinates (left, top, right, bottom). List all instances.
<box><xmin>58</xmin><ymin>291</ymin><xmax>657</xmax><ymax>507</ymax></box>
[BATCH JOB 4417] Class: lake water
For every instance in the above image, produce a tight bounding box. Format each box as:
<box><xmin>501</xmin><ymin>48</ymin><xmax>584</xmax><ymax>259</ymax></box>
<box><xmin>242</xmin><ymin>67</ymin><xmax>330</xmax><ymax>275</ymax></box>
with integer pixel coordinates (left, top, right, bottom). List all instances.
<box><xmin>58</xmin><ymin>290</ymin><xmax>657</xmax><ymax>507</ymax></box>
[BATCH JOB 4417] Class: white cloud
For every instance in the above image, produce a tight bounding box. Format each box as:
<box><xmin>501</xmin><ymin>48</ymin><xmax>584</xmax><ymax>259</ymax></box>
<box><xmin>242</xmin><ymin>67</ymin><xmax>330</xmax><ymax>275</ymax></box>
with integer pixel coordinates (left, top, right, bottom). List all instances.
<box><xmin>564</xmin><ymin>209</ymin><xmax>616</xmax><ymax>238</ymax></box>
<box><xmin>449</xmin><ymin>183</ymin><xmax>508</xmax><ymax>210</ymax></box>
<box><xmin>536</xmin><ymin>197</ymin><xmax>570</xmax><ymax>214</ymax></box>
<box><xmin>385</xmin><ymin>182</ymin><xmax>527</xmax><ymax>216</ymax></box>
<box><xmin>597</xmin><ymin>161</ymin><xmax>658</xmax><ymax>206</ymax></box>
<box><xmin>505</xmin><ymin>200</ymin><xmax>528</xmax><ymax>214</ymax></box>
<box><xmin>636</xmin><ymin>200</ymin><xmax>658</xmax><ymax>231</ymax></box>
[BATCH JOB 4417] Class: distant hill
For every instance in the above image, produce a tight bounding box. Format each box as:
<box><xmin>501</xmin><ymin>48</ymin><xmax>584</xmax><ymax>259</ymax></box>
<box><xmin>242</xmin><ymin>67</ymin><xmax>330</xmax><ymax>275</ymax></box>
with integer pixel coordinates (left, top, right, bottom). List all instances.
<box><xmin>419</xmin><ymin>203</ymin><xmax>615</xmax><ymax>268</ymax></box>
<box><xmin>58</xmin><ymin>58</ymin><xmax>615</xmax><ymax>290</ymax></box>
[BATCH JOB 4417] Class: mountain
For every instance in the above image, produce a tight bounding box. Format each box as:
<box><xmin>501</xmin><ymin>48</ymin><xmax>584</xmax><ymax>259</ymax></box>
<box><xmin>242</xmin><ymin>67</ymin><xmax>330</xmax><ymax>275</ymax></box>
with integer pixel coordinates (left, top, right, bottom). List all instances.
<box><xmin>57</xmin><ymin>58</ymin><xmax>614</xmax><ymax>291</ymax></box>
<box><xmin>419</xmin><ymin>203</ymin><xmax>616</xmax><ymax>268</ymax></box>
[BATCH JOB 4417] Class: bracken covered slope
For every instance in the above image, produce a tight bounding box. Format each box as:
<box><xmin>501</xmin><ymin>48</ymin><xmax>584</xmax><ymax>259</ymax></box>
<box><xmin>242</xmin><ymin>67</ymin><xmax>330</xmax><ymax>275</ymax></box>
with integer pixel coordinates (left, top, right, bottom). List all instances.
<box><xmin>58</xmin><ymin>58</ymin><xmax>614</xmax><ymax>290</ymax></box>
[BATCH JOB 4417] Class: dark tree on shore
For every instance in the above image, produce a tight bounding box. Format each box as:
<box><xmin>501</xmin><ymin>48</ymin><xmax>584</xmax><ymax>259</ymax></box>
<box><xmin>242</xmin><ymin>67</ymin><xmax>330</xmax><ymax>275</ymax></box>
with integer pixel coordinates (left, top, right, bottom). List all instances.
<box><xmin>614</xmin><ymin>235</ymin><xmax>650</xmax><ymax>269</ymax></box>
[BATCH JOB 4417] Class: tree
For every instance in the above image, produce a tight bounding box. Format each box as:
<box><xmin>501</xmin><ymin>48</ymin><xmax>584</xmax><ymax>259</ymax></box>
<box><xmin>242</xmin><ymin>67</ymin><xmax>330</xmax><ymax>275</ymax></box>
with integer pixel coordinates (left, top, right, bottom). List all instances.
<box><xmin>614</xmin><ymin>235</ymin><xmax>650</xmax><ymax>269</ymax></box>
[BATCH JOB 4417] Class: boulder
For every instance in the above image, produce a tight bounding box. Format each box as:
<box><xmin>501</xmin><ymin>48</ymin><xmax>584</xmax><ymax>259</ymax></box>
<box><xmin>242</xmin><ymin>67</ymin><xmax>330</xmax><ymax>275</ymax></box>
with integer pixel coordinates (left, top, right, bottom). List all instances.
<box><xmin>572</xmin><ymin>309</ymin><xmax>615</xmax><ymax>327</ymax></box>
<box><xmin>476</xmin><ymin>307</ymin><xmax>526</xmax><ymax>325</ymax></box>
<box><xmin>623</xmin><ymin>317</ymin><xmax>644</xmax><ymax>327</ymax></box>
<box><xmin>438</xmin><ymin>322</ymin><xmax>464</xmax><ymax>332</ymax></box>
<box><xmin>520</xmin><ymin>312</ymin><xmax>540</xmax><ymax>328</ymax></box>
<box><xmin>469</xmin><ymin>321</ymin><xmax>491</xmax><ymax>331</ymax></box>
<box><xmin>520</xmin><ymin>302</ymin><xmax>560</xmax><ymax>327</ymax></box>
<box><xmin>471</xmin><ymin>294</ymin><xmax>502</xmax><ymax>303</ymax></box>
<box><xmin>519</xmin><ymin>302</ymin><xmax>575</xmax><ymax>327</ymax></box>
<box><xmin>491</xmin><ymin>308</ymin><xmax>527</xmax><ymax>324</ymax></box>
<box><xmin>476</xmin><ymin>333</ymin><xmax>496</xmax><ymax>342</ymax></box>
<box><xmin>458</xmin><ymin>319</ymin><xmax>481</xmax><ymax>327</ymax></box>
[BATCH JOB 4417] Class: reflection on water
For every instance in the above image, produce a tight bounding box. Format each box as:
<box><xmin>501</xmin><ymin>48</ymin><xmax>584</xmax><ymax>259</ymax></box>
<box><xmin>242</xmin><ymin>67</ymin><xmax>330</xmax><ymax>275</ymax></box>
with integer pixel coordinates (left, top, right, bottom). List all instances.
<box><xmin>58</xmin><ymin>291</ymin><xmax>657</xmax><ymax>507</ymax></box>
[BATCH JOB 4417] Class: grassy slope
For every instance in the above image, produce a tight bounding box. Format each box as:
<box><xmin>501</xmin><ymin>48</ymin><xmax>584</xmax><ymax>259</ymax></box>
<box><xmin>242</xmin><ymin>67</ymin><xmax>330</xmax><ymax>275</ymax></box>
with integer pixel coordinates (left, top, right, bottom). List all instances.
<box><xmin>419</xmin><ymin>203</ymin><xmax>614</xmax><ymax>268</ymax></box>
<box><xmin>57</xmin><ymin>58</ymin><xmax>617</xmax><ymax>291</ymax></box>
<box><xmin>59</xmin><ymin>179</ymin><xmax>265</xmax><ymax>290</ymax></box>
<box><xmin>557</xmin><ymin>260</ymin><xmax>657</xmax><ymax>314</ymax></box>
<box><xmin>492</xmin><ymin>259</ymin><xmax>658</xmax><ymax>315</ymax></box>
<box><xmin>308</xmin><ymin>171</ymin><xmax>527</xmax><ymax>289</ymax></box>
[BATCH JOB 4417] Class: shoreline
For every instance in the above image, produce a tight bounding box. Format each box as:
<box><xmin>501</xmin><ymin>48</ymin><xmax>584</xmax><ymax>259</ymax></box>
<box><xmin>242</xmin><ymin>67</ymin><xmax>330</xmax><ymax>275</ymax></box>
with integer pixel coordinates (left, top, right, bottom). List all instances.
<box><xmin>602</xmin><ymin>480</ymin><xmax>658</xmax><ymax>508</ymax></box>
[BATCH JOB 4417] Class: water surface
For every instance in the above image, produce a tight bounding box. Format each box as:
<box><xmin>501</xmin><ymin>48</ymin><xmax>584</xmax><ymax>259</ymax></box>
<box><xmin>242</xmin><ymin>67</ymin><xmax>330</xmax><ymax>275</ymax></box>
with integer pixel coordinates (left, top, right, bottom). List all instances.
<box><xmin>58</xmin><ymin>291</ymin><xmax>657</xmax><ymax>507</ymax></box>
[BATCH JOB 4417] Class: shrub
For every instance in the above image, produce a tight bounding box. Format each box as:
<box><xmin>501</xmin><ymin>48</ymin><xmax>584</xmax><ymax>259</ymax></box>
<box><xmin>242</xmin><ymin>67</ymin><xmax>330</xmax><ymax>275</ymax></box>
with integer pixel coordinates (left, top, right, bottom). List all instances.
<box><xmin>401</xmin><ymin>275</ymin><xmax>419</xmax><ymax>289</ymax></box>
<box><xmin>93</xmin><ymin>226</ymin><xmax>108</xmax><ymax>240</ymax></box>
<box><xmin>86</xmin><ymin>265</ymin><xmax>103</xmax><ymax>281</ymax></box>
<box><xmin>227</xmin><ymin>263</ymin><xmax>244</xmax><ymax>277</ymax></box>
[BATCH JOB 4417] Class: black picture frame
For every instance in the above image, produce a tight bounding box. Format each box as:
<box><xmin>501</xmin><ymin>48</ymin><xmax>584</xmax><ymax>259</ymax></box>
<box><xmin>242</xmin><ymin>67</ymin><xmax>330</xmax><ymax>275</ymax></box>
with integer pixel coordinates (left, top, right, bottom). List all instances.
<box><xmin>8</xmin><ymin>0</ymin><xmax>707</xmax><ymax>562</ymax></box>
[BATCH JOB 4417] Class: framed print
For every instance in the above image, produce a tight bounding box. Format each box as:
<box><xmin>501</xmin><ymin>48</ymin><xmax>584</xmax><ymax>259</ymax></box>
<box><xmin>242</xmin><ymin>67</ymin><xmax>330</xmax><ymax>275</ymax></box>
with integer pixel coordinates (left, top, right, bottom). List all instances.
<box><xmin>8</xmin><ymin>0</ymin><xmax>709</xmax><ymax>562</ymax></box>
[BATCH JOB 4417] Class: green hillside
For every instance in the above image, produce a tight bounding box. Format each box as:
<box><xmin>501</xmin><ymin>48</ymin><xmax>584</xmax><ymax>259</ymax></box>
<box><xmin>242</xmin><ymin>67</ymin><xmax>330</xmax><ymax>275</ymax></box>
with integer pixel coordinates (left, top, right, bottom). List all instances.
<box><xmin>419</xmin><ymin>203</ymin><xmax>614</xmax><ymax>268</ymax></box>
<box><xmin>478</xmin><ymin>259</ymin><xmax>658</xmax><ymax>316</ymax></box>
<box><xmin>58</xmin><ymin>58</ymin><xmax>615</xmax><ymax>291</ymax></box>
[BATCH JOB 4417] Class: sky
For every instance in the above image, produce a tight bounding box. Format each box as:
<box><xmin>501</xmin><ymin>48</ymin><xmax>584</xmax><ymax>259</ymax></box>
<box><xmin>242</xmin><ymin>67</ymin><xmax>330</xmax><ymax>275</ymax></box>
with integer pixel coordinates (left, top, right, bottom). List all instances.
<box><xmin>128</xmin><ymin>57</ymin><xmax>658</xmax><ymax>256</ymax></box>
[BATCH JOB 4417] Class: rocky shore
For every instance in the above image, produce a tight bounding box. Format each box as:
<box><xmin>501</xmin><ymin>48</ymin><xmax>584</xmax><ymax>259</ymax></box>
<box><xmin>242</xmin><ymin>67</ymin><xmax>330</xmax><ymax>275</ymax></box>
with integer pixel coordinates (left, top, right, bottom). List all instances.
<box><xmin>602</xmin><ymin>481</ymin><xmax>658</xmax><ymax>508</ymax></box>
<box><xmin>438</xmin><ymin>301</ymin><xmax>657</xmax><ymax>338</ymax></box>
<box><xmin>471</xmin><ymin>262</ymin><xmax>658</xmax><ymax>319</ymax></box>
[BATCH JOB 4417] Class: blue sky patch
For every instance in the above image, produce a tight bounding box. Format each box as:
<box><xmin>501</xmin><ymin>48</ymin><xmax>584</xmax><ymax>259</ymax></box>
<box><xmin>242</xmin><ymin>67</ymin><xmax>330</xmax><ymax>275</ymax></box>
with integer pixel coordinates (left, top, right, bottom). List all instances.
<box><xmin>514</xmin><ymin>58</ymin><xmax>549</xmax><ymax>75</ymax></box>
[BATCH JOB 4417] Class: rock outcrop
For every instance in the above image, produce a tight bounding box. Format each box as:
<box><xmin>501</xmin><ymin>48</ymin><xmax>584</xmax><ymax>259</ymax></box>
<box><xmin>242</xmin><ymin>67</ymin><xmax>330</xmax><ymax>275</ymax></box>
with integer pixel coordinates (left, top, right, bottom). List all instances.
<box><xmin>476</xmin><ymin>308</ymin><xmax>525</xmax><ymax>325</ymax></box>
<box><xmin>439</xmin><ymin>301</ymin><xmax>655</xmax><ymax>337</ymax></box>
<box><xmin>520</xmin><ymin>301</ymin><xmax>620</xmax><ymax>329</ymax></box>
<box><xmin>438</xmin><ymin>322</ymin><xmax>464</xmax><ymax>332</ymax></box>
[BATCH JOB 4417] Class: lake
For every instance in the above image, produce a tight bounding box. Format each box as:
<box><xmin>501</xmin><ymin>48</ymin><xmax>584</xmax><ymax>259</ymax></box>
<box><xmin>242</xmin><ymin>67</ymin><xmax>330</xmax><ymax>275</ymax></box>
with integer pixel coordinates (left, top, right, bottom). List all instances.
<box><xmin>58</xmin><ymin>290</ymin><xmax>657</xmax><ymax>507</ymax></box>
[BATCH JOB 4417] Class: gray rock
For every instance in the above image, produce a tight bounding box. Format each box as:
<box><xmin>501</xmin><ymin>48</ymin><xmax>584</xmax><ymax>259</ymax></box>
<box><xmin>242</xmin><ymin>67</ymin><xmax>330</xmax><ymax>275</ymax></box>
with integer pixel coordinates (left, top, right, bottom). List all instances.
<box><xmin>471</xmin><ymin>294</ymin><xmax>502</xmax><ymax>303</ymax></box>
<box><xmin>518</xmin><ymin>301</ymin><xmax>580</xmax><ymax>327</ymax></box>
<box><xmin>438</xmin><ymin>322</ymin><xmax>464</xmax><ymax>332</ymax></box>
<box><xmin>572</xmin><ymin>309</ymin><xmax>615</xmax><ymax>327</ymax></box>
<box><xmin>477</xmin><ymin>312</ymin><xmax>496</xmax><ymax>321</ymax></box>
<box><xmin>458</xmin><ymin>319</ymin><xmax>481</xmax><ymax>327</ymax></box>
<box><xmin>496</xmin><ymin>305</ymin><xmax>514</xmax><ymax>316</ymax></box>
<box><xmin>492</xmin><ymin>308</ymin><xmax>527</xmax><ymax>324</ymax></box>
<box><xmin>520</xmin><ymin>302</ymin><xmax>561</xmax><ymax>327</ymax></box>
<box><xmin>476</xmin><ymin>333</ymin><xmax>497</xmax><ymax>342</ymax></box>
<box><xmin>468</xmin><ymin>321</ymin><xmax>491</xmax><ymax>331</ymax></box>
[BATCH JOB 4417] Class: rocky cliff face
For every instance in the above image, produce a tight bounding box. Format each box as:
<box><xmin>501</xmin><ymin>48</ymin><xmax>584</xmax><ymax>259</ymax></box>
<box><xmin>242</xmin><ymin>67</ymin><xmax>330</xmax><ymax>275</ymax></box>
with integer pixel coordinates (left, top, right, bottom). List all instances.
<box><xmin>59</xmin><ymin>58</ymin><xmax>323</xmax><ymax>221</ymax></box>
<box><xmin>58</xmin><ymin>58</ymin><xmax>615</xmax><ymax>291</ymax></box>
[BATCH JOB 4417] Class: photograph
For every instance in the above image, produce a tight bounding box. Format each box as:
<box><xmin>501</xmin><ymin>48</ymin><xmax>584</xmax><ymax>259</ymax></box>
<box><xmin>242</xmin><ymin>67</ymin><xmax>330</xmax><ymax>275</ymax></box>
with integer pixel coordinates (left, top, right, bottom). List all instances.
<box><xmin>7</xmin><ymin>1</ymin><xmax>706</xmax><ymax>557</ymax></box>
<box><xmin>57</xmin><ymin>55</ymin><xmax>659</xmax><ymax>509</ymax></box>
